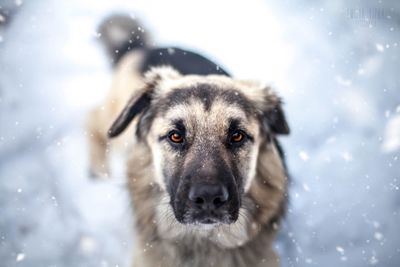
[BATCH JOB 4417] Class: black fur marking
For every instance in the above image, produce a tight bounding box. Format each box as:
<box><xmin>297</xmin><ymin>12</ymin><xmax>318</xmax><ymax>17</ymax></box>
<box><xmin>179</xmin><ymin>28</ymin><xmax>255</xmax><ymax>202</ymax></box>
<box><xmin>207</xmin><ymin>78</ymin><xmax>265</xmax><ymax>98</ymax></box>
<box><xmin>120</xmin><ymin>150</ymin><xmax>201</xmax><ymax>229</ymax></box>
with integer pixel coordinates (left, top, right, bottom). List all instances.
<box><xmin>140</xmin><ymin>47</ymin><xmax>230</xmax><ymax>77</ymax></box>
<box><xmin>159</xmin><ymin>84</ymin><xmax>255</xmax><ymax>115</ymax></box>
<box><xmin>228</xmin><ymin>119</ymin><xmax>241</xmax><ymax>131</ymax></box>
<box><xmin>173</xmin><ymin>119</ymin><xmax>186</xmax><ymax>132</ymax></box>
<box><xmin>273</xmin><ymin>137</ymin><xmax>289</xmax><ymax>177</ymax></box>
<box><xmin>264</xmin><ymin>105</ymin><xmax>290</xmax><ymax>135</ymax></box>
<box><xmin>108</xmin><ymin>91</ymin><xmax>151</xmax><ymax>138</ymax></box>
<box><xmin>135</xmin><ymin>103</ymin><xmax>155</xmax><ymax>139</ymax></box>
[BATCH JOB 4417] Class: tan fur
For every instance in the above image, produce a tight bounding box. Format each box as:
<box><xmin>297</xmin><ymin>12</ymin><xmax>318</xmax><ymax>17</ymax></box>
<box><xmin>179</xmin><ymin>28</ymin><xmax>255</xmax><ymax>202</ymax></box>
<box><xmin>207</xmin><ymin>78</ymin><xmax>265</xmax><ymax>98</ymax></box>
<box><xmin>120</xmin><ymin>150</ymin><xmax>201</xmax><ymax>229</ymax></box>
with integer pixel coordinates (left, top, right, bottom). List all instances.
<box><xmin>87</xmin><ymin>51</ymin><xmax>145</xmax><ymax>177</ymax></box>
<box><xmin>88</xmin><ymin>56</ymin><xmax>288</xmax><ymax>266</ymax></box>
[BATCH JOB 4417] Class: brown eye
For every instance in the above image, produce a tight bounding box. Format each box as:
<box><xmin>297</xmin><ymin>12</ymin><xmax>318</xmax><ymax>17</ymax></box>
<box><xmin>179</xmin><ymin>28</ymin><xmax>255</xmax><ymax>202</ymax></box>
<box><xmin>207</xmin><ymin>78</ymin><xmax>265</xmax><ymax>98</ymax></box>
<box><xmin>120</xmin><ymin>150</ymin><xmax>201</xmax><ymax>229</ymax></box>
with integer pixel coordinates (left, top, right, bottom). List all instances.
<box><xmin>231</xmin><ymin>131</ymin><xmax>244</xmax><ymax>143</ymax></box>
<box><xmin>169</xmin><ymin>132</ymin><xmax>184</xmax><ymax>143</ymax></box>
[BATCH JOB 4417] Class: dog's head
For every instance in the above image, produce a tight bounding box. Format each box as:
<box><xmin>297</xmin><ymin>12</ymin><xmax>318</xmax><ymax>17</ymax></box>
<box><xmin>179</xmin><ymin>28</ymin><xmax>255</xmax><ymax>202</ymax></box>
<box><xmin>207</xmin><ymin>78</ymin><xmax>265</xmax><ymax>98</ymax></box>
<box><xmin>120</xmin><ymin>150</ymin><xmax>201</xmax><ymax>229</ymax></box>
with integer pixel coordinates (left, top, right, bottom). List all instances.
<box><xmin>108</xmin><ymin>67</ymin><xmax>289</xmax><ymax>226</ymax></box>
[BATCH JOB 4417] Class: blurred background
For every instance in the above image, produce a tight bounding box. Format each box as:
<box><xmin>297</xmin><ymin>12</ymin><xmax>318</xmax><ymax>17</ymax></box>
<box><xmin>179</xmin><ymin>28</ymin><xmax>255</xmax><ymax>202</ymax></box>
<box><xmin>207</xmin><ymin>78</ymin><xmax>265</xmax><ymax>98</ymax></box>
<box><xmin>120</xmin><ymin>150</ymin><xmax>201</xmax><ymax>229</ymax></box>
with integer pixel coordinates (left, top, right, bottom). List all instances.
<box><xmin>0</xmin><ymin>0</ymin><xmax>399</xmax><ymax>266</ymax></box>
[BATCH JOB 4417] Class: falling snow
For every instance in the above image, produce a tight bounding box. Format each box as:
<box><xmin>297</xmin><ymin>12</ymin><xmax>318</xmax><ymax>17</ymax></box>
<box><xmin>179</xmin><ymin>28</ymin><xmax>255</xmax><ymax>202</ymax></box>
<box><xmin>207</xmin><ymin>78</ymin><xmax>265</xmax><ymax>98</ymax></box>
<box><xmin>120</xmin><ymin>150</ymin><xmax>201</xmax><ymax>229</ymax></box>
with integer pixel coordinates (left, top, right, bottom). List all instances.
<box><xmin>0</xmin><ymin>1</ymin><xmax>399</xmax><ymax>267</ymax></box>
<box><xmin>299</xmin><ymin>151</ymin><xmax>309</xmax><ymax>161</ymax></box>
<box><xmin>16</xmin><ymin>253</ymin><xmax>25</xmax><ymax>262</ymax></box>
<box><xmin>376</xmin><ymin>43</ymin><xmax>385</xmax><ymax>52</ymax></box>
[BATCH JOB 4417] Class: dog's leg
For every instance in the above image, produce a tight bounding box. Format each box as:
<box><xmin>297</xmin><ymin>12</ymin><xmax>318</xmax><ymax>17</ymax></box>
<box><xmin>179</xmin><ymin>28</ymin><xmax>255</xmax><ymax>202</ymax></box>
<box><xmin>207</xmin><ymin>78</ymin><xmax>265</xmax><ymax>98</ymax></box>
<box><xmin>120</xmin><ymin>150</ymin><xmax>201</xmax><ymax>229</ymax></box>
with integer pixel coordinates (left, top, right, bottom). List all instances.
<box><xmin>87</xmin><ymin>109</ymin><xmax>110</xmax><ymax>178</ymax></box>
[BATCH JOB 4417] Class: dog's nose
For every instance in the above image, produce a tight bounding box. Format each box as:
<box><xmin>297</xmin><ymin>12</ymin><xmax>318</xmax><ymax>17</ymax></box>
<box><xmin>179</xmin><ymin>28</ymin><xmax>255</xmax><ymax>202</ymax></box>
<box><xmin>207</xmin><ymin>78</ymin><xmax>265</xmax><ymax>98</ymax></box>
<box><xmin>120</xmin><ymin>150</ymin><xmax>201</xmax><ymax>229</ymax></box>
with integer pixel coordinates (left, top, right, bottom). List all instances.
<box><xmin>188</xmin><ymin>183</ymin><xmax>229</xmax><ymax>210</ymax></box>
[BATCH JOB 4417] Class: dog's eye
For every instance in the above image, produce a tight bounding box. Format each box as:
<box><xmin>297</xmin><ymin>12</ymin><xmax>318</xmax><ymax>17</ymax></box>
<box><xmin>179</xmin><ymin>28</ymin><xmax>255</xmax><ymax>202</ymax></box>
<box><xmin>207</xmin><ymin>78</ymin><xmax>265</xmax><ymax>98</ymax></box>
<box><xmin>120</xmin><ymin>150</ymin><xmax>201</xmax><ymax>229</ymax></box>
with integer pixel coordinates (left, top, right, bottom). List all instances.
<box><xmin>230</xmin><ymin>131</ymin><xmax>245</xmax><ymax>143</ymax></box>
<box><xmin>169</xmin><ymin>131</ymin><xmax>184</xmax><ymax>143</ymax></box>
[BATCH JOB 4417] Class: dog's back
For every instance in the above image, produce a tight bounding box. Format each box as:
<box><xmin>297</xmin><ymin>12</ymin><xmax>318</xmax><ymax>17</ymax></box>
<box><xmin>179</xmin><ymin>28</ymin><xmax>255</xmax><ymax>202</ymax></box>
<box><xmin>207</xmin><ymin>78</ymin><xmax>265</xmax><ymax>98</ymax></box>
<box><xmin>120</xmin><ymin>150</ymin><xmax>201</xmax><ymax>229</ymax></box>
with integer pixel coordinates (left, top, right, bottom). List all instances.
<box><xmin>97</xmin><ymin>14</ymin><xmax>229</xmax><ymax>76</ymax></box>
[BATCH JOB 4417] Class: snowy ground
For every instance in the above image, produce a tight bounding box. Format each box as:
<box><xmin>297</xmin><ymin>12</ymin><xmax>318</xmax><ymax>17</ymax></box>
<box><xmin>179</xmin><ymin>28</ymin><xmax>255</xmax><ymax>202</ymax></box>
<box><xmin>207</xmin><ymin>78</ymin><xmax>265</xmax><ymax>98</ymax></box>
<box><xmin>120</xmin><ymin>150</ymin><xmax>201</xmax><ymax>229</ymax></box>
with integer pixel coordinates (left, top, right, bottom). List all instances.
<box><xmin>0</xmin><ymin>0</ymin><xmax>399</xmax><ymax>266</ymax></box>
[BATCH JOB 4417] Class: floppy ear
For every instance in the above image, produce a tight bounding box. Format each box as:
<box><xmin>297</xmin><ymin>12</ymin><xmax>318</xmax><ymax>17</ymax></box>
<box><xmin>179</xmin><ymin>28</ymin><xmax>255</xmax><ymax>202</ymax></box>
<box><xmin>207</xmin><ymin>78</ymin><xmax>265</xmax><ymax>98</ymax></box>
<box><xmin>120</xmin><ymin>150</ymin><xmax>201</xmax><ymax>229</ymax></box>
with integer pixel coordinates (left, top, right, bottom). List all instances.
<box><xmin>108</xmin><ymin>89</ymin><xmax>151</xmax><ymax>138</ymax></box>
<box><xmin>264</xmin><ymin>103</ymin><xmax>290</xmax><ymax>135</ymax></box>
<box><xmin>260</xmin><ymin>87</ymin><xmax>290</xmax><ymax>135</ymax></box>
<box><xmin>108</xmin><ymin>66</ymin><xmax>181</xmax><ymax>138</ymax></box>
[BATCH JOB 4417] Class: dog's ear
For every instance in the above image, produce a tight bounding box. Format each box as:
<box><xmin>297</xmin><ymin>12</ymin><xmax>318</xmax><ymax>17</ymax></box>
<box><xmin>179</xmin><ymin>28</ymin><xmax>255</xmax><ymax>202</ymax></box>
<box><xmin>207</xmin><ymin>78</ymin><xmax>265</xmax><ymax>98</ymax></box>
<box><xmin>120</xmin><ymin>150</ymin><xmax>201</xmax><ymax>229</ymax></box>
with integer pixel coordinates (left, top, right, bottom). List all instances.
<box><xmin>259</xmin><ymin>86</ymin><xmax>290</xmax><ymax>135</ymax></box>
<box><xmin>107</xmin><ymin>88</ymin><xmax>151</xmax><ymax>138</ymax></box>
<box><xmin>108</xmin><ymin>66</ymin><xmax>181</xmax><ymax>138</ymax></box>
<box><xmin>264</xmin><ymin>103</ymin><xmax>290</xmax><ymax>135</ymax></box>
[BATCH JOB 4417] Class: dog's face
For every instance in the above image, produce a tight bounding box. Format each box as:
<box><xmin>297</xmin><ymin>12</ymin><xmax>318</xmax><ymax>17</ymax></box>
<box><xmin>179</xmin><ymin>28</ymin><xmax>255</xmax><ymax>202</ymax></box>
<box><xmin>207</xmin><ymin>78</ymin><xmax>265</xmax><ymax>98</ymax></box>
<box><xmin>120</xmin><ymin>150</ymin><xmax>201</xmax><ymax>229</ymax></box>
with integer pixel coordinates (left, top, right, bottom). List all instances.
<box><xmin>148</xmin><ymin>88</ymin><xmax>262</xmax><ymax>224</ymax></box>
<box><xmin>108</xmin><ymin>67</ymin><xmax>289</xmax><ymax>226</ymax></box>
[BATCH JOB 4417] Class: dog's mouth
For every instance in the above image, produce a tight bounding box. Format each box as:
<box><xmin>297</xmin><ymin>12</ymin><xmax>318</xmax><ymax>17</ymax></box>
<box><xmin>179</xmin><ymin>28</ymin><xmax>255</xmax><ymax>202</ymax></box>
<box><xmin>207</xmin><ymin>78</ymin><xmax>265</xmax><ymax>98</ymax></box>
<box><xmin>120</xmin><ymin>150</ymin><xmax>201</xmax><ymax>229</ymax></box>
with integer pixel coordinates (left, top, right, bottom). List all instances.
<box><xmin>198</xmin><ymin>217</ymin><xmax>218</xmax><ymax>224</ymax></box>
<box><xmin>173</xmin><ymin>202</ymin><xmax>240</xmax><ymax>225</ymax></box>
<box><xmin>189</xmin><ymin>211</ymin><xmax>233</xmax><ymax>224</ymax></box>
<box><xmin>181</xmin><ymin>213</ymin><xmax>238</xmax><ymax>225</ymax></box>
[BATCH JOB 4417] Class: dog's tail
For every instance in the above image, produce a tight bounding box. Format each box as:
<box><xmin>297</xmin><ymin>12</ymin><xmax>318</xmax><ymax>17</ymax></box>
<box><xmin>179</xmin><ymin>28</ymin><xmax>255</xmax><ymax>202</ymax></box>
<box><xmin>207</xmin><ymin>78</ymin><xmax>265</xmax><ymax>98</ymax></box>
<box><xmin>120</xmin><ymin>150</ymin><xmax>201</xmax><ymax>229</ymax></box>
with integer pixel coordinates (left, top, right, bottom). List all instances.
<box><xmin>97</xmin><ymin>14</ymin><xmax>150</xmax><ymax>67</ymax></box>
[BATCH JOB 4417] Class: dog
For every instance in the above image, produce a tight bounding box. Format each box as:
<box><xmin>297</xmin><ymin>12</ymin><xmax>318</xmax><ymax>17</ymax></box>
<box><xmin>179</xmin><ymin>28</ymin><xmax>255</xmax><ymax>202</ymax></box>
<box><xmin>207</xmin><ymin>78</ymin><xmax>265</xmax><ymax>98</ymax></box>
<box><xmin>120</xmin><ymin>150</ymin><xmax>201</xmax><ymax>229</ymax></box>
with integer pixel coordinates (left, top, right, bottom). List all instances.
<box><xmin>87</xmin><ymin>14</ymin><xmax>290</xmax><ymax>267</ymax></box>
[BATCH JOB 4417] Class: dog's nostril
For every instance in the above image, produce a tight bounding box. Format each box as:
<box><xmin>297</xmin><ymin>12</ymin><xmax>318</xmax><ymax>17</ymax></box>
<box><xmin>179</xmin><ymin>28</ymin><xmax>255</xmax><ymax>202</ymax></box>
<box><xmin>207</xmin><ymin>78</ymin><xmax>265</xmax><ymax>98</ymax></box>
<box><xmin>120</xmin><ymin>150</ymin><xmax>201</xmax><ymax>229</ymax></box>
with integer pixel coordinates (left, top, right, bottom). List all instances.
<box><xmin>188</xmin><ymin>183</ymin><xmax>229</xmax><ymax>210</ymax></box>
<box><xmin>213</xmin><ymin>197</ymin><xmax>222</xmax><ymax>206</ymax></box>
<box><xmin>195</xmin><ymin>197</ymin><xmax>204</xmax><ymax>205</ymax></box>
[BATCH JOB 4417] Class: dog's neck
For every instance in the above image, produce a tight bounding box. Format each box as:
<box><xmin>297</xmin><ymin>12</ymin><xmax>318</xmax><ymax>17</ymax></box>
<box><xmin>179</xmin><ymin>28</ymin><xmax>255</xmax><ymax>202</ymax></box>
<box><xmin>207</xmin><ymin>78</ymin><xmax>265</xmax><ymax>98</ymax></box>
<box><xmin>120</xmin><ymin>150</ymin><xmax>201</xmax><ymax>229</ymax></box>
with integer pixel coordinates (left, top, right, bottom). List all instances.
<box><xmin>127</xmin><ymin>141</ymin><xmax>286</xmax><ymax>267</ymax></box>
